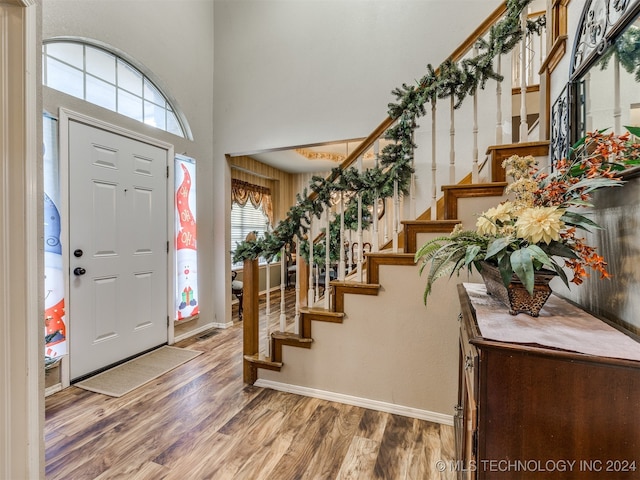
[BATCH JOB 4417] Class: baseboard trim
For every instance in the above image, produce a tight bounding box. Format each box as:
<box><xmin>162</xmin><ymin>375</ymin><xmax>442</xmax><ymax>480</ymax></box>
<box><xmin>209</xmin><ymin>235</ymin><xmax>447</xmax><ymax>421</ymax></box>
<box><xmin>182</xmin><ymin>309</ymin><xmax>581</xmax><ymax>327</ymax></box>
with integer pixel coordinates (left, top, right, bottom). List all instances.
<box><xmin>254</xmin><ymin>379</ymin><xmax>454</xmax><ymax>426</ymax></box>
<box><xmin>173</xmin><ymin>322</ymin><xmax>226</xmax><ymax>343</ymax></box>
<box><xmin>45</xmin><ymin>384</ymin><xmax>63</xmax><ymax>397</ymax></box>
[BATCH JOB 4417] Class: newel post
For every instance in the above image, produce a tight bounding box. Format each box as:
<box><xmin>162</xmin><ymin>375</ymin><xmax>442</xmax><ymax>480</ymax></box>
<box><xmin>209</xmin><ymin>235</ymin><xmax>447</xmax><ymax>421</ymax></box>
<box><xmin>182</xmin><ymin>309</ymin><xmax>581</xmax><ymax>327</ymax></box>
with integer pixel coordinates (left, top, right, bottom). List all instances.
<box><xmin>242</xmin><ymin>232</ymin><xmax>259</xmax><ymax>383</ymax></box>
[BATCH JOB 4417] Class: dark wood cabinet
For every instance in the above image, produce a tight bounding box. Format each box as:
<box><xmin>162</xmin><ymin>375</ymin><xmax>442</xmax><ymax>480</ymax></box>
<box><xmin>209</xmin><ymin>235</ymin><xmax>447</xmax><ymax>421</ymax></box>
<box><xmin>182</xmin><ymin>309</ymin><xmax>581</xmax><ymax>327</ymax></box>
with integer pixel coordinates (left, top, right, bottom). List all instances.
<box><xmin>456</xmin><ymin>283</ymin><xmax>640</xmax><ymax>480</ymax></box>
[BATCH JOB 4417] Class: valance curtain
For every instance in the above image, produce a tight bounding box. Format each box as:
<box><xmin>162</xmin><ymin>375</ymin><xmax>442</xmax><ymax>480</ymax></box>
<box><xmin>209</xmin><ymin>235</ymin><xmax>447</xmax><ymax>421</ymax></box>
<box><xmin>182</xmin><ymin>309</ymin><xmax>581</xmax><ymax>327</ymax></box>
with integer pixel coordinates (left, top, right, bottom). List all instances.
<box><xmin>231</xmin><ymin>179</ymin><xmax>274</xmax><ymax>226</ymax></box>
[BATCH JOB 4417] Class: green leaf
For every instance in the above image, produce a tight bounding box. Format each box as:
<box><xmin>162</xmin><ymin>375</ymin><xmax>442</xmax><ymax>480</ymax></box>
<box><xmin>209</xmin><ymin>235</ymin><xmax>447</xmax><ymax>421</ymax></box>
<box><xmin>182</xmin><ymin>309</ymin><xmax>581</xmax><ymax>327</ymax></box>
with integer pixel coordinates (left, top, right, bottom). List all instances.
<box><xmin>561</xmin><ymin>211</ymin><xmax>602</xmax><ymax>231</ymax></box>
<box><xmin>485</xmin><ymin>237</ymin><xmax>512</xmax><ymax>259</ymax></box>
<box><xmin>625</xmin><ymin>125</ymin><xmax>640</xmax><ymax>137</ymax></box>
<box><xmin>525</xmin><ymin>244</ymin><xmax>554</xmax><ymax>268</ymax></box>
<box><xmin>510</xmin><ymin>248</ymin><xmax>535</xmax><ymax>295</ymax></box>
<box><xmin>540</xmin><ymin>240</ymin><xmax>579</xmax><ymax>259</ymax></box>
<box><xmin>465</xmin><ymin>245</ymin><xmax>481</xmax><ymax>266</ymax></box>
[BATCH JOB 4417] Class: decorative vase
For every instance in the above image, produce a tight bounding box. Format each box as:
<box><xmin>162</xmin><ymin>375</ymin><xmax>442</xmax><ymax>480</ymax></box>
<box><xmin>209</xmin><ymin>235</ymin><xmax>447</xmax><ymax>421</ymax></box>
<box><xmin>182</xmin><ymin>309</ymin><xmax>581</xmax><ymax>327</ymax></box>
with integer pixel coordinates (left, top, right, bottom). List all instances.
<box><xmin>478</xmin><ymin>261</ymin><xmax>556</xmax><ymax>317</ymax></box>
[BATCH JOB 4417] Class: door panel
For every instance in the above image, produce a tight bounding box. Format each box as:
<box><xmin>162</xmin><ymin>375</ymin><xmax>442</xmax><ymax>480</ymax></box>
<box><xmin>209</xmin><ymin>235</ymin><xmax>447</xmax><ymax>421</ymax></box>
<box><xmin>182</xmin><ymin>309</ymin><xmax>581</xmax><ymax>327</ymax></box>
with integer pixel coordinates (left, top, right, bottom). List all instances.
<box><xmin>69</xmin><ymin>120</ymin><xmax>168</xmax><ymax>380</ymax></box>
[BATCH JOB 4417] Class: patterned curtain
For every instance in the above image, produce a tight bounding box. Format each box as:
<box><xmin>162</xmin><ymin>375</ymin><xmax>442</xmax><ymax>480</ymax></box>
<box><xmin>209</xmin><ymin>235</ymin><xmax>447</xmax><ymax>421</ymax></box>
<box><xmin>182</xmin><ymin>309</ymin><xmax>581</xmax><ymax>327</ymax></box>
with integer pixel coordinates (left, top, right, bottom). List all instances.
<box><xmin>231</xmin><ymin>179</ymin><xmax>274</xmax><ymax>226</ymax></box>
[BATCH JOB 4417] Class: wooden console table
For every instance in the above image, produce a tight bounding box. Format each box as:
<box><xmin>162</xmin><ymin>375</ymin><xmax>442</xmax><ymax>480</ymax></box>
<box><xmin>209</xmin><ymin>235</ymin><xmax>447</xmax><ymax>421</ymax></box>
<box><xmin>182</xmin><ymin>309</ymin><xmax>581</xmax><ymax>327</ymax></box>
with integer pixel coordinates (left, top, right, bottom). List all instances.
<box><xmin>456</xmin><ymin>283</ymin><xmax>640</xmax><ymax>480</ymax></box>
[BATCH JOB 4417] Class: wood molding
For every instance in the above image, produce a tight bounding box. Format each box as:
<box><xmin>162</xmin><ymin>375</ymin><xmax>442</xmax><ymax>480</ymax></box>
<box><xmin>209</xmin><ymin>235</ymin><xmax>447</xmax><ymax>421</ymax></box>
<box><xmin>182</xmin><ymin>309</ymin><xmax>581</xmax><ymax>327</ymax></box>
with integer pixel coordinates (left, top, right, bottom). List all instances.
<box><xmin>511</xmin><ymin>84</ymin><xmax>540</xmax><ymax>96</ymax></box>
<box><xmin>447</xmin><ymin>3</ymin><xmax>508</xmax><ymax>64</ymax></box>
<box><xmin>299</xmin><ymin>308</ymin><xmax>344</xmax><ymax>339</ymax></box>
<box><xmin>365</xmin><ymin>253</ymin><xmax>416</xmax><ymax>284</ymax></box>
<box><xmin>539</xmin><ymin>35</ymin><xmax>567</xmax><ymax>75</ymax></box>
<box><xmin>441</xmin><ymin>183</ymin><xmax>508</xmax><ymax>220</ymax></box>
<box><xmin>400</xmin><ymin>220</ymin><xmax>460</xmax><ymax>254</ymax></box>
<box><xmin>270</xmin><ymin>332</ymin><xmax>312</xmax><ymax>363</ymax></box>
<box><xmin>331</xmin><ymin>282</ymin><xmax>380</xmax><ymax>314</ymax></box>
<box><xmin>486</xmin><ymin>141</ymin><xmax>550</xmax><ymax>182</ymax></box>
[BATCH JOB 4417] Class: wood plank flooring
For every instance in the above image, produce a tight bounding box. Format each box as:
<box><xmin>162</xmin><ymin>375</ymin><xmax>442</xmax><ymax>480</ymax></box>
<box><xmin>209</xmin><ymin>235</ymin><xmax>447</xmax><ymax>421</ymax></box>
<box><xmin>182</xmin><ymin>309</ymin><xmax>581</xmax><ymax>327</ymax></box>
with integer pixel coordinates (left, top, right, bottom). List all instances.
<box><xmin>46</xmin><ymin>288</ymin><xmax>456</xmax><ymax>479</ymax></box>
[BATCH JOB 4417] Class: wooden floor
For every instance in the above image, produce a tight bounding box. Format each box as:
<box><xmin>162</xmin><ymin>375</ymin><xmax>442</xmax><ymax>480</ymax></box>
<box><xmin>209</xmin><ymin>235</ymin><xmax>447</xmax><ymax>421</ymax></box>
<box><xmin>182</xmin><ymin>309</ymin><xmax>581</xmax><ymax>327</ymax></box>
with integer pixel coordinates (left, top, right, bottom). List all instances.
<box><xmin>45</xmin><ymin>288</ymin><xmax>456</xmax><ymax>480</ymax></box>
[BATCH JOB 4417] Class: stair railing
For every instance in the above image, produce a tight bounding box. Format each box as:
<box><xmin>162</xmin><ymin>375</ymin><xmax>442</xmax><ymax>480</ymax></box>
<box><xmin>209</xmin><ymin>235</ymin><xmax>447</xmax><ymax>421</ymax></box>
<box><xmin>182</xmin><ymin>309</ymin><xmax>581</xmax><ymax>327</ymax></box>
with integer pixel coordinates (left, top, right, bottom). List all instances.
<box><xmin>239</xmin><ymin>0</ymin><xmax>547</xmax><ymax>376</ymax></box>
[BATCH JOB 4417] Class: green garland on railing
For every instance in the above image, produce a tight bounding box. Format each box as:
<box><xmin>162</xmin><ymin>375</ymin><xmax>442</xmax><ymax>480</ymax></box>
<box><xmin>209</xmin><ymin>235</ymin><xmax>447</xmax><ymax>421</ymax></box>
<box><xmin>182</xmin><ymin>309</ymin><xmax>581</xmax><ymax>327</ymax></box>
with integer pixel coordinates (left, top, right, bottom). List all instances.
<box><xmin>232</xmin><ymin>0</ymin><xmax>545</xmax><ymax>264</ymax></box>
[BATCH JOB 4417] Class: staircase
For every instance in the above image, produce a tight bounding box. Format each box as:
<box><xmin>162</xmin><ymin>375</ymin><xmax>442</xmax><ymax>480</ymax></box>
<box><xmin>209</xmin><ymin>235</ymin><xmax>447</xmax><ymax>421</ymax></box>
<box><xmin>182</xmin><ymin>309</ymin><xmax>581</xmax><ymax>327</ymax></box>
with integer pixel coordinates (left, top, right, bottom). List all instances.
<box><xmin>238</xmin><ymin>0</ymin><xmax>551</xmax><ymax>422</ymax></box>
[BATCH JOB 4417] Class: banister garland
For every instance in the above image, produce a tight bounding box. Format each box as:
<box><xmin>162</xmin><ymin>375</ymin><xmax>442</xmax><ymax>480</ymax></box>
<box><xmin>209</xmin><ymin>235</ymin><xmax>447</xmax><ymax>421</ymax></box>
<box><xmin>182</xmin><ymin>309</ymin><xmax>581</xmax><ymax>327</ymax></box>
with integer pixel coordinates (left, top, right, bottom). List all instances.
<box><xmin>232</xmin><ymin>0</ymin><xmax>545</xmax><ymax>265</ymax></box>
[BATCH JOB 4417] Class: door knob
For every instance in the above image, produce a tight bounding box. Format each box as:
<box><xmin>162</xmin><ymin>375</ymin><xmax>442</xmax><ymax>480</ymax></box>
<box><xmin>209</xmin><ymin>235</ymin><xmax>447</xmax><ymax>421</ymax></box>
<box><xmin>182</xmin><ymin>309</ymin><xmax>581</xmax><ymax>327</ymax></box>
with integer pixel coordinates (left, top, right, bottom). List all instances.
<box><xmin>74</xmin><ymin>249</ymin><xmax>83</xmax><ymax>258</ymax></box>
<box><xmin>73</xmin><ymin>267</ymin><xmax>86</xmax><ymax>276</ymax></box>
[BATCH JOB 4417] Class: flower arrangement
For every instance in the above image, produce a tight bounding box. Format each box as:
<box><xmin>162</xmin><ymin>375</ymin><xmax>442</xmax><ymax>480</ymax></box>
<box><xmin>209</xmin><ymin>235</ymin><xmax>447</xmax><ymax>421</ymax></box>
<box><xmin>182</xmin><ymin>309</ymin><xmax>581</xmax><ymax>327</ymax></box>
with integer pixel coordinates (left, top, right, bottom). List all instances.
<box><xmin>416</xmin><ymin>128</ymin><xmax>640</xmax><ymax>303</ymax></box>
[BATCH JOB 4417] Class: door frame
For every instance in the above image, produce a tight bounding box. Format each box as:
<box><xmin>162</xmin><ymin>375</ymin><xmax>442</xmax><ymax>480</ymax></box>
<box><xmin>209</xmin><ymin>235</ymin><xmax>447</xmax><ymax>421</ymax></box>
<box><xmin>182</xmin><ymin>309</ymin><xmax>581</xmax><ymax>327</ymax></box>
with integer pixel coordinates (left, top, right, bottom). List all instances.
<box><xmin>0</xmin><ymin>0</ymin><xmax>41</xmax><ymax>476</ymax></box>
<box><xmin>58</xmin><ymin>108</ymin><xmax>176</xmax><ymax>388</ymax></box>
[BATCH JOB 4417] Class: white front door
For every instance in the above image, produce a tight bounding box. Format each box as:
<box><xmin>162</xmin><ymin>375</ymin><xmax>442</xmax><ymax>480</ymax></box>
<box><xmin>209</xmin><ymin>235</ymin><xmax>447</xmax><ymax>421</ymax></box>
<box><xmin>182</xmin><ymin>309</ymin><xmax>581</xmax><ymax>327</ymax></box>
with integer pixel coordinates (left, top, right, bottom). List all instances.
<box><xmin>68</xmin><ymin>120</ymin><xmax>168</xmax><ymax>380</ymax></box>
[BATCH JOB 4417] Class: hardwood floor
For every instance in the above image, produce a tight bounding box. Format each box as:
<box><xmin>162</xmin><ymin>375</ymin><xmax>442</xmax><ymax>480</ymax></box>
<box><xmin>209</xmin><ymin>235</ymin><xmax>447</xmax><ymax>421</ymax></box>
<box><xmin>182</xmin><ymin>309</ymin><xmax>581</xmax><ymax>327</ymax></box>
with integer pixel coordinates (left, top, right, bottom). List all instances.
<box><xmin>45</xmin><ymin>289</ymin><xmax>455</xmax><ymax>479</ymax></box>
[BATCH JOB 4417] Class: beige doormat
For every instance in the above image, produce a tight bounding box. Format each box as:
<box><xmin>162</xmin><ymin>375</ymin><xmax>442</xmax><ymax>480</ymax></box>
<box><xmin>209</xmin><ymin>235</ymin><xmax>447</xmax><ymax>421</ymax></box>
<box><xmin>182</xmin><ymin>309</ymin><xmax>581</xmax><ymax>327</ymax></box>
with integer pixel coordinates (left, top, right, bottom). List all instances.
<box><xmin>74</xmin><ymin>346</ymin><xmax>203</xmax><ymax>397</ymax></box>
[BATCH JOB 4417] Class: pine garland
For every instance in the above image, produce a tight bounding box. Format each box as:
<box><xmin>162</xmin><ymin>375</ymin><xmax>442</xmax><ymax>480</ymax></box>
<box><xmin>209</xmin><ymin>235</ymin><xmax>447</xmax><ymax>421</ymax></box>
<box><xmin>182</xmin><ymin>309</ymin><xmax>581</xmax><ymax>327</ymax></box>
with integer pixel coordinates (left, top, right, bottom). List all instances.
<box><xmin>232</xmin><ymin>0</ymin><xmax>544</xmax><ymax>264</ymax></box>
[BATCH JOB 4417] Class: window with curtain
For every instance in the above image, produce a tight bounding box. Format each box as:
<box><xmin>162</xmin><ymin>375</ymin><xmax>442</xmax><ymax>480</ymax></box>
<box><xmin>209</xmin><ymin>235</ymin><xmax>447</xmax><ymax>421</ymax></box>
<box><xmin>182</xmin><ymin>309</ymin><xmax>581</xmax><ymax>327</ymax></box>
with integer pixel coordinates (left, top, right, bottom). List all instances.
<box><xmin>231</xmin><ymin>179</ymin><xmax>273</xmax><ymax>267</ymax></box>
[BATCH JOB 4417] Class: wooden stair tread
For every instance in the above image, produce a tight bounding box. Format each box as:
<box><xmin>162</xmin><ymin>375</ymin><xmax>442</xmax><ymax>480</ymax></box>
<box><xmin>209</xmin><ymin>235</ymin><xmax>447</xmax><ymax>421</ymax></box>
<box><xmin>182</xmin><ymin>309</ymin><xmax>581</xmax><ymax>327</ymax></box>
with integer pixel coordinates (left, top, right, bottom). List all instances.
<box><xmin>272</xmin><ymin>331</ymin><xmax>313</xmax><ymax>343</ymax></box>
<box><xmin>244</xmin><ymin>354</ymin><xmax>282</xmax><ymax>371</ymax></box>
<box><xmin>300</xmin><ymin>307</ymin><xmax>344</xmax><ymax>319</ymax></box>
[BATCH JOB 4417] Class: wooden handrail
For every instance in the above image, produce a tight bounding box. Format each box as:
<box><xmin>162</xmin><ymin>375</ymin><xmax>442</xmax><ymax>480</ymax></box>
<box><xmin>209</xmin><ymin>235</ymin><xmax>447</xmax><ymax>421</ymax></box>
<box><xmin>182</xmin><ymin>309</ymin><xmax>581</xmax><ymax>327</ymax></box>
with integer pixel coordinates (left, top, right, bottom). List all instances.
<box><xmin>328</xmin><ymin>2</ymin><xmax>509</xmax><ymax>181</ymax></box>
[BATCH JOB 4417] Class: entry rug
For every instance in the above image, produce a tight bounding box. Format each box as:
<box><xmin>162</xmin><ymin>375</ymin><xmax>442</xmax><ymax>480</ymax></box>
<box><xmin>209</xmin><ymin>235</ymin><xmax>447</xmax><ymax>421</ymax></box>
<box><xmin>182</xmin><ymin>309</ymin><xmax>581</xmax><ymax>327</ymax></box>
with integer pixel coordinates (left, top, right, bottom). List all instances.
<box><xmin>74</xmin><ymin>346</ymin><xmax>203</xmax><ymax>397</ymax></box>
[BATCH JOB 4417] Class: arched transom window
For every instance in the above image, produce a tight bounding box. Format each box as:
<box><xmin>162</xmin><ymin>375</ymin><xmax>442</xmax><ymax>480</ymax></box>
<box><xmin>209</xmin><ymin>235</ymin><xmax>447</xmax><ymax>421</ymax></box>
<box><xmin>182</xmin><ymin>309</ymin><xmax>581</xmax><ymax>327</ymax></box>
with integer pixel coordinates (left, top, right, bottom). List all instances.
<box><xmin>42</xmin><ymin>39</ymin><xmax>191</xmax><ymax>139</ymax></box>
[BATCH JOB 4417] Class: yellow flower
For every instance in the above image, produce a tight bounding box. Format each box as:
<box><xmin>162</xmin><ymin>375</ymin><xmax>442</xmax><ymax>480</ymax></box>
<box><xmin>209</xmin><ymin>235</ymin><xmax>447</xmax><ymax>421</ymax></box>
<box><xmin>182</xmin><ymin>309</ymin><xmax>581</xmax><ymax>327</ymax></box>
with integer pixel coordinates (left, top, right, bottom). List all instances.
<box><xmin>476</xmin><ymin>215</ymin><xmax>498</xmax><ymax>236</ymax></box>
<box><xmin>515</xmin><ymin>206</ymin><xmax>565</xmax><ymax>244</ymax></box>
<box><xmin>491</xmin><ymin>201</ymin><xmax>513</xmax><ymax>223</ymax></box>
<box><xmin>476</xmin><ymin>202</ymin><xmax>513</xmax><ymax>236</ymax></box>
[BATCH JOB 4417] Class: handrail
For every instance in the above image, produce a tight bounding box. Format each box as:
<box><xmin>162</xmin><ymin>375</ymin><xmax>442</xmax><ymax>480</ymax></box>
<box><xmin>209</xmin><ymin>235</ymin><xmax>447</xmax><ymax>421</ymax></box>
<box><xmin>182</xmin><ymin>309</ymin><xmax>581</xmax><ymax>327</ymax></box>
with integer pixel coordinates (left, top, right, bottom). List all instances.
<box><xmin>332</xmin><ymin>2</ymin><xmax>509</xmax><ymax>176</ymax></box>
<box><xmin>233</xmin><ymin>0</ymin><xmax>529</xmax><ymax>267</ymax></box>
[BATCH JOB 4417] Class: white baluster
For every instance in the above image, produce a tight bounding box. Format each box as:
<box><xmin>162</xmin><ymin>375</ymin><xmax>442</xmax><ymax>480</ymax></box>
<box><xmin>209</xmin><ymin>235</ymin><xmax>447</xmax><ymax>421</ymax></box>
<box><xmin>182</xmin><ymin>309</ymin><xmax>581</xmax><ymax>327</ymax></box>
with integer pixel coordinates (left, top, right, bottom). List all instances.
<box><xmin>279</xmin><ymin>246</ymin><xmax>286</xmax><ymax>331</ymax></box>
<box><xmin>324</xmin><ymin>207</ymin><xmax>331</xmax><ymax>310</ymax></box>
<box><xmin>294</xmin><ymin>234</ymin><xmax>300</xmax><ymax>333</ymax></box>
<box><xmin>392</xmin><ymin>179</ymin><xmax>399</xmax><ymax>253</ymax></box>
<box><xmin>585</xmin><ymin>72</ymin><xmax>593</xmax><ymax>133</ymax></box>
<box><xmin>449</xmin><ymin>95</ymin><xmax>456</xmax><ymax>183</ymax></box>
<box><xmin>347</xmin><ymin>230</ymin><xmax>353</xmax><ymax>276</ymax></box>
<box><xmin>357</xmin><ymin>155</ymin><xmax>363</xmax><ymax>282</ymax></box>
<box><xmin>383</xmin><ymin>196</ymin><xmax>389</xmax><ymax>244</ymax></box>
<box><xmin>409</xmin><ymin>129</ymin><xmax>416</xmax><ymax>220</ymax></box>
<box><xmin>431</xmin><ymin>98</ymin><xmax>438</xmax><ymax>220</ymax></box>
<box><xmin>339</xmin><ymin>191</ymin><xmax>345</xmax><ymax>281</ymax></box>
<box><xmin>496</xmin><ymin>54</ymin><xmax>503</xmax><ymax>145</ymax></box>
<box><xmin>519</xmin><ymin>8</ymin><xmax>529</xmax><ymax>143</ymax></box>
<box><xmin>262</xmin><ymin>260</ymin><xmax>270</xmax><ymax>358</ymax></box>
<box><xmin>307</xmin><ymin>220</ymin><xmax>314</xmax><ymax>308</ymax></box>
<box><xmin>614</xmin><ymin>57</ymin><xmax>621</xmax><ymax>133</ymax></box>
<box><xmin>472</xmin><ymin>44</ymin><xmax>479</xmax><ymax>183</ymax></box>
<box><xmin>372</xmin><ymin>140</ymin><xmax>379</xmax><ymax>252</ymax></box>
<box><xmin>527</xmin><ymin>32</ymin><xmax>534</xmax><ymax>86</ymax></box>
